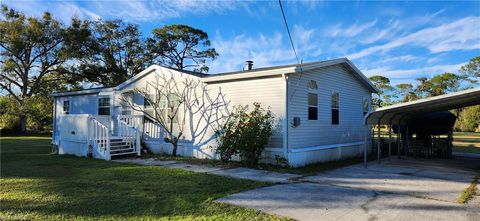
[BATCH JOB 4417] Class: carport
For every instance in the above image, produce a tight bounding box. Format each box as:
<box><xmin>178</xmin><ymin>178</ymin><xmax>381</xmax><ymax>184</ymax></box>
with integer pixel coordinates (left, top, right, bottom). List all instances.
<box><xmin>363</xmin><ymin>87</ymin><xmax>480</xmax><ymax>167</ymax></box>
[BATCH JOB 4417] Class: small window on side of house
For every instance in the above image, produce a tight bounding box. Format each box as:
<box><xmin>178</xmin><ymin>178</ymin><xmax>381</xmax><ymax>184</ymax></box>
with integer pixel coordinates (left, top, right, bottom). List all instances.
<box><xmin>308</xmin><ymin>93</ymin><xmax>318</xmax><ymax>120</ymax></box>
<box><xmin>63</xmin><ymin>100</ymin><xmax>70</xmax><ymax>114</ymax></box>
<box><xmin>98</xmin><ymin>97</ymin><xmax>110</xmax><ymax>115</ymax></box>
<box><xmin>331</xmin><ymin>92</ymin><xmax>339</xmax><ymax>125</ymax></box>
<box><xmin>307</xmin><ymin>80</ymin><xmax>318</xmax><ymax>120</ymax></box>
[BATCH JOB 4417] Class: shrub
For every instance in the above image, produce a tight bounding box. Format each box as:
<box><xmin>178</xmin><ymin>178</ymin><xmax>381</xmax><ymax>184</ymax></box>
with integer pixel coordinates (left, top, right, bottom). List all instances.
<box><xmin>275</xmin><ymin>155</ymin><xmax>289</xmax><ymax>168</ymax></box>
<box><xmin>216</xmin><ymin>102</ymin><xmax>274</xmax><ymax>167</ymax></box>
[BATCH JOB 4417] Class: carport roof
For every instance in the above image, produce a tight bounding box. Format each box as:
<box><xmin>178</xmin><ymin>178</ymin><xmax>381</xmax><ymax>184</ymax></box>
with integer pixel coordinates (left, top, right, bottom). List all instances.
<box><xmin>365</xmin><ymin>87</ymin><xmax>480</xmax><ymax>125</ymax></box>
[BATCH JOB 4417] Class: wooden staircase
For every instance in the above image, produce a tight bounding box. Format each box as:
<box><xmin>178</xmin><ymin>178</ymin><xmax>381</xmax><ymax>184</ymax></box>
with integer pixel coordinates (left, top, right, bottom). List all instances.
<box><xmin>109</xmin><ymin>137</ymin><xmax>137</xmax><ymax>157</ymax></box>
<box><xmin>89</xmin><ymin>116</ymin><xmax>141</xmax><ymax>160</ymax></box>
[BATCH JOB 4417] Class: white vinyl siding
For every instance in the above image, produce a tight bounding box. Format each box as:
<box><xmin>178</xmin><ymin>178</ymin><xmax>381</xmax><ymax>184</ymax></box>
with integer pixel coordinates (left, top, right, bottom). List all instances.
<box><xmin>208</xmin><ymin>76</ymin><xmax>286</xmax><ymax>150</ymax></box>
<box><xmin>287</xmin><ymin>65</ymin><xmax>372</xmax><ymax>149</ymax></box>
<box><xmin>53</xmin><ymin>94</ymin><xmax>100</xmax><ymax>141</ymax></box>
<box><xmin>120</xmin><ymin>69</ymin><xmax>286</xmax><ymax>152</ymax></box>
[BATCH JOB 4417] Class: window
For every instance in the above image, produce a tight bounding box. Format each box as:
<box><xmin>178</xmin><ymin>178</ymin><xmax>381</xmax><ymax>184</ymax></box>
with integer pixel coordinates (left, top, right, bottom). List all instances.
<box><xmin>144</xmin><ymin>94</ymin><xmax>153</xmax><ymax>108</ymax></box>
<box><xmin>363</xmin><ymin>97</ymin><xmax>370</xmax><ymax>115</ymax></box>
<box><xmin>63</xmin><ymin>100</ymin><xmax>70</xmax><ymax>114</ymax></box>
<box><xmin>98</xmin><ymin>97</ymin><xmax>110</xmax><ymax>115</ymax></box>
<box><xmin>143</xmin><ymin>94</ymin><xmax>155</xmax><ymax>117</ymax></box>
<box><xmin>308</xmin><ymin>93</ymin><xmax>318</xmax><ymax>120</ymax></box>
<box><xmin>165</xmin><ymin>94</ymin><xmax>180</xmax><ymax>123</ymax></box>
<box><xmin>121</xmin><ymin>93</ymin><xmax>133</xmax><ymax>115</ymax></box>
<box><xmin>307</xmin><ymin>80</ymin><xmax>318</xmax><ymax>120</ymax></box>
<box><xmin>308</xmin><ymin>80</ymin><xmax>318</xmax><ymax>90</ymax></box>
<box><xmin>143</xmin><ymin>93</ymin><xmax>179</xmax><ymax>123</ymax></box>
<box><xmin>331</xmin><ymin>92</ymin><xmax>339</xmax><ymax>125</ymax></box>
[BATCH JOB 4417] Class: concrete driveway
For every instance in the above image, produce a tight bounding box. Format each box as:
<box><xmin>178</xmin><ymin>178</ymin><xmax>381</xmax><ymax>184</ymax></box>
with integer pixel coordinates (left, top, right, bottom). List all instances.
<box><xmin>218</xmin><ymin>157</ymin><xmax>480</xmax><ymax>221</ymax></box>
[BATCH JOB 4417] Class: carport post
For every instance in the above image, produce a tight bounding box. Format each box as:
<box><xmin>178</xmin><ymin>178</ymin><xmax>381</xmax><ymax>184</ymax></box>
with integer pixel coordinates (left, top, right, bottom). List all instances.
<box><xmin>377</xmin><ymin>119</ymin><xmax>381</xmax><ymax>164</ymax></box>
<box><xmin>397</xmin><ymin>128</ymin><xmax>401</xmax><ymax>159</ymax></box>
<box><xmin>388</xmin><ymin>123</ymin><xmax>392</xmax><ymax>161</ymax></box>
<box><xmin>397</xmin><ymin>114</ymin><xmax>407</xmax><ymax>159</ymax></box>
<box><xmin>364</xmin><ymin>125</ymin><xmax>367</xmax><ymax>168</ymax></box>
<box><xmin>405</xmin><ymin>125</ymin><xmax>409</xmax><ymax>157</ymax></box>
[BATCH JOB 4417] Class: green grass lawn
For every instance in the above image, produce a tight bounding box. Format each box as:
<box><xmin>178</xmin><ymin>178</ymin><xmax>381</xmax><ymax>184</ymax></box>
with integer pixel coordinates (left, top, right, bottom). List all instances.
<box><xmin>0</xmin><ymin>136</ymin><xmax>289</xmax><ymax>221</ymax></box>
<box><xmin>453</xmin><ymin>132</ymin><xmax>480</xmax><ymax>154</ymax></box>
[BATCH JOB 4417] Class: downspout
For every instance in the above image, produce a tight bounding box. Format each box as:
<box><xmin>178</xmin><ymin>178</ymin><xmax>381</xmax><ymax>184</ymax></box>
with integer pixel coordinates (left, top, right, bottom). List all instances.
<box><xmin>283</xmin><ymin>73</ymin><xmax>289</xmax><ymax>162</ymax></box>
<box><xmin>52</xmin><ymin>96</ymin><xmax>57</xmax><ymax>144</ymax></box>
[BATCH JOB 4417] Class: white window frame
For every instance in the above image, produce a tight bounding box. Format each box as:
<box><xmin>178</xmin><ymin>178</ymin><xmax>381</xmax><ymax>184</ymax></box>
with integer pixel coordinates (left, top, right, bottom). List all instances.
<box><xmin>63</xmin><ymin>100</ymin><xmax>70</xmax><ymax>115</ymax></box>
<box><xmin>143</xmin><ymin>93</ymin><xmax>155</xmax><ymax>117</ymax></box>
<box><xmin>307</xmin><ymin>80</ymin><xmax>318</xmax><ymax>121</ymax></box>
<box><xmin>98</xmin><ymin>96</ymin><xmax>111</xmax><ymax>116</ymax></box>
<box><xmin>121</xmin><ymin>92</ymin><xmax>133</xmax><ymax>115</ymax></box>
<box><xmin>164</xmin><ymin>94</ymin><xmax>179</xmax><ymax>124</ymax></box>
<box><xmin>143</xmin><ymin>93</ymin><xmax>179</xmax><ymax>124</ymax></box>
<box><xmin>331</xmin><ymin>91</ymin><xmax>339</xmax><ymax>125</ymax></box>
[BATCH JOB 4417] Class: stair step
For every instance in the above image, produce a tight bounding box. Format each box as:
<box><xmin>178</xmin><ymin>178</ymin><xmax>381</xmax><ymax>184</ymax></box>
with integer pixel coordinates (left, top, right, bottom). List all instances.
<box><xmin>111</xmin><ymin>139</ymin><xmax>128</xmax><ymax>142</ymax></box>
<box><xmin>110</xmin><ymin>139</ymin><xmax>123</xmax><ymax>142</ymax></box>
<box><xmin>110</xmin><ymin>142</ymin><xmax>131</xmax><ymax>146</ymax></box>
<box><xmin>111</xmin><ymin>148</ymin><xmax>135</xmax><ymax>152</ymax></box>
<box><xmin>110</xmin><ymin>151</ymin><xmax>137</xmax><ymax>156</ymax></box>
<box><xmin>111</xmin><ymin>143</ymin><xmax>132</xmax><ymax>146</ymax></box>
<box><xmin>110</xmin><ymin>146</ymin><xmax>133</xmax><ymax>150</ymax></box>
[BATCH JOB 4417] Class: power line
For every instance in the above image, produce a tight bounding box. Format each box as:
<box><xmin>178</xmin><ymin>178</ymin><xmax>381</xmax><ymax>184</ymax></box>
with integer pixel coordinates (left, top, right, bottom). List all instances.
<box><xmin>278</xmin><ymin>0</ymin><xmax>301</xmax><ymax>65</ymax></box>
<box><xmin>278</xmin><ymin>0</ymin><xmax>304</xmax><ymax>100</ymax></box>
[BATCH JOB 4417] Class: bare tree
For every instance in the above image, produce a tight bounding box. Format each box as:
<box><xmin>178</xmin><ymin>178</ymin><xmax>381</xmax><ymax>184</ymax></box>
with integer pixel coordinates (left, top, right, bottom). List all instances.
<box><xmin>122</xmin><ymin>71</ymin><xmax>230</xmax><ymax>156</ymax></box>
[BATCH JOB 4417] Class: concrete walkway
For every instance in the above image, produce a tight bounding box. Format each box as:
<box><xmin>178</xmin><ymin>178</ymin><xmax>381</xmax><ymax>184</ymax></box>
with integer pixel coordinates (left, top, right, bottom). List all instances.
<box><xmin>113</xmin><ymin>158</ymin><xmax>302</xmax><ymax>183</ymax></box>
<box><xmin>114</xmin><ymin>157</ymin><xmax>480</xmax><ymax>221</ymax></box>
<box><xmin>218</xmin><ymin>158</ymin><xmax>480</xmax><ymax>221</ymax></box>
<box><xmin>453</xmin><ymin>152</ymin><xmax>480</xmax><ymax>158</ymax></box>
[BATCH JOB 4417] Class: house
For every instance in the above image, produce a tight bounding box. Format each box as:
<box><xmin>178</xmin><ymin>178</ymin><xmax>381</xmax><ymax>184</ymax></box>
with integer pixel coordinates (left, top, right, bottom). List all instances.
<box><xmin>51</xmin><ymin>57</ymin><xmax>377</xmax><ymax>167</ymax></box>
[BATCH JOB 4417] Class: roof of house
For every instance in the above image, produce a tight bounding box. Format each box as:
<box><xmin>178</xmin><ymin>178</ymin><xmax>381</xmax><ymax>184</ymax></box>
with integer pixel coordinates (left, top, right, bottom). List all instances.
<box><xmin>52</xmin><ymin>57</ymin><xmax>377</xmax><ymax>96</ymax></box>
<box><xmin>209</xmin><ymin>59</ymin><xmax>343</xmax><ymax>77</ymax></box>
<box><xmin>201</xmin><ymin>58</ymin><xmax>377</xmax><ymax>93</ymax></box>
<box><xmin>50</xmin><ymin>86</ymin><xmax>115</xmax><ymax>97</ymax></box>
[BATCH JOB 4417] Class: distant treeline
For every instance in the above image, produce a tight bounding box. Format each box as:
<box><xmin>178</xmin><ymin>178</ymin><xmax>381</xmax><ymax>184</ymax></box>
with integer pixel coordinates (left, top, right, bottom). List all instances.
<box><xmin>0</xmin><ymin>5</ymin><xmax>217</xmax><ymax>133</ymax></box>
<box><xmin>0</xmin><ymin>5</ymin><xmax>478</xmax><ymax>133</ymax></box>
<box><xmin>368</xmin><ymin>57</ymin><xmax>479</xmax><ymax>132</ymax></box>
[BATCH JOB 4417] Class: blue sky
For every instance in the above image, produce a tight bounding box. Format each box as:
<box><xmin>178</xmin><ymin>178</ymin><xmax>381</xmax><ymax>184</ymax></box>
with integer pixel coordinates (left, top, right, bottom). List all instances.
<box><xmin>4</xmin><ymin>0</ymin><xmax>480</xmax><ymax>86</ymax></box>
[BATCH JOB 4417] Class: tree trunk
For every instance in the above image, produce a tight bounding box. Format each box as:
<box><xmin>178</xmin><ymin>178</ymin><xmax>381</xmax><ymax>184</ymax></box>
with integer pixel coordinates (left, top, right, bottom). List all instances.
<box><xmin>18</xmin><ymin>114</ymin><xmax>27</xmax><ymax>134</ymax></box>
<box><xmin>169</xmin><ymin>119</ymin><xmax>177</xmax><ymax>156</ymax></box>
<box><xmin>172</xmin><ymin>141</ymin><xmax>177</xmax><ymax>156</ymax></box>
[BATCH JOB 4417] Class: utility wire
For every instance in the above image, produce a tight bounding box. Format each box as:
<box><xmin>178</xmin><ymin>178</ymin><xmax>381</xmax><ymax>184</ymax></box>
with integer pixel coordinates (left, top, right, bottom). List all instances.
<box><xmin>278</xmin><ymin>0</ymin><xmax>300</xmax><ymax>65</ymax></box>
<box><xmin>278</xmin><ymin>0</ymin><xmax>304</xmax><ymax>100</ymax></box>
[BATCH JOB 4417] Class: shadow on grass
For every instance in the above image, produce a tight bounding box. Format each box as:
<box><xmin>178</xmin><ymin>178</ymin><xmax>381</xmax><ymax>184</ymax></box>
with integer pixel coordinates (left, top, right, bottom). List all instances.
<box><xmin>0</xmin><ymin>137</ymin><xmax>286</xmax><ymax>220</ymax></box>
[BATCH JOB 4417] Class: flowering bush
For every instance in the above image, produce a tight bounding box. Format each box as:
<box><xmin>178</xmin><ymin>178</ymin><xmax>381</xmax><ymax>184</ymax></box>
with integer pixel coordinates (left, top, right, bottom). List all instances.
<box><xmin>215</xmin><ymin>102</ymin><xmax>274</xmax><ymax>167</ymax></box>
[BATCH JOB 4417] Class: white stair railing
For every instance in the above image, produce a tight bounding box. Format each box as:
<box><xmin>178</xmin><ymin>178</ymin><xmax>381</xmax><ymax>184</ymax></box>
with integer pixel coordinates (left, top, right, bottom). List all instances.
<box><xmin>117</xmin><ymin>116</ymin><xmax>141</xmax><ymax>156</ymax></box>
<box><xmin>89</xmin><ymin>117</ymin><xmax>111</xmax><ymax>160</ymax></box>
<box><xmin>118</xmin><ymin>115</ymin><xmax>143</xmax><ymax>130</ymax></box>
<box><xmin>118</xmin><ymin>114</ymin><xmax>165</xmax><ymax>142</ymax></box>
<box><xmin>143</xmin><ymin>115</ymin><xmax>165</xmax><ymax>142</ymax></box>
